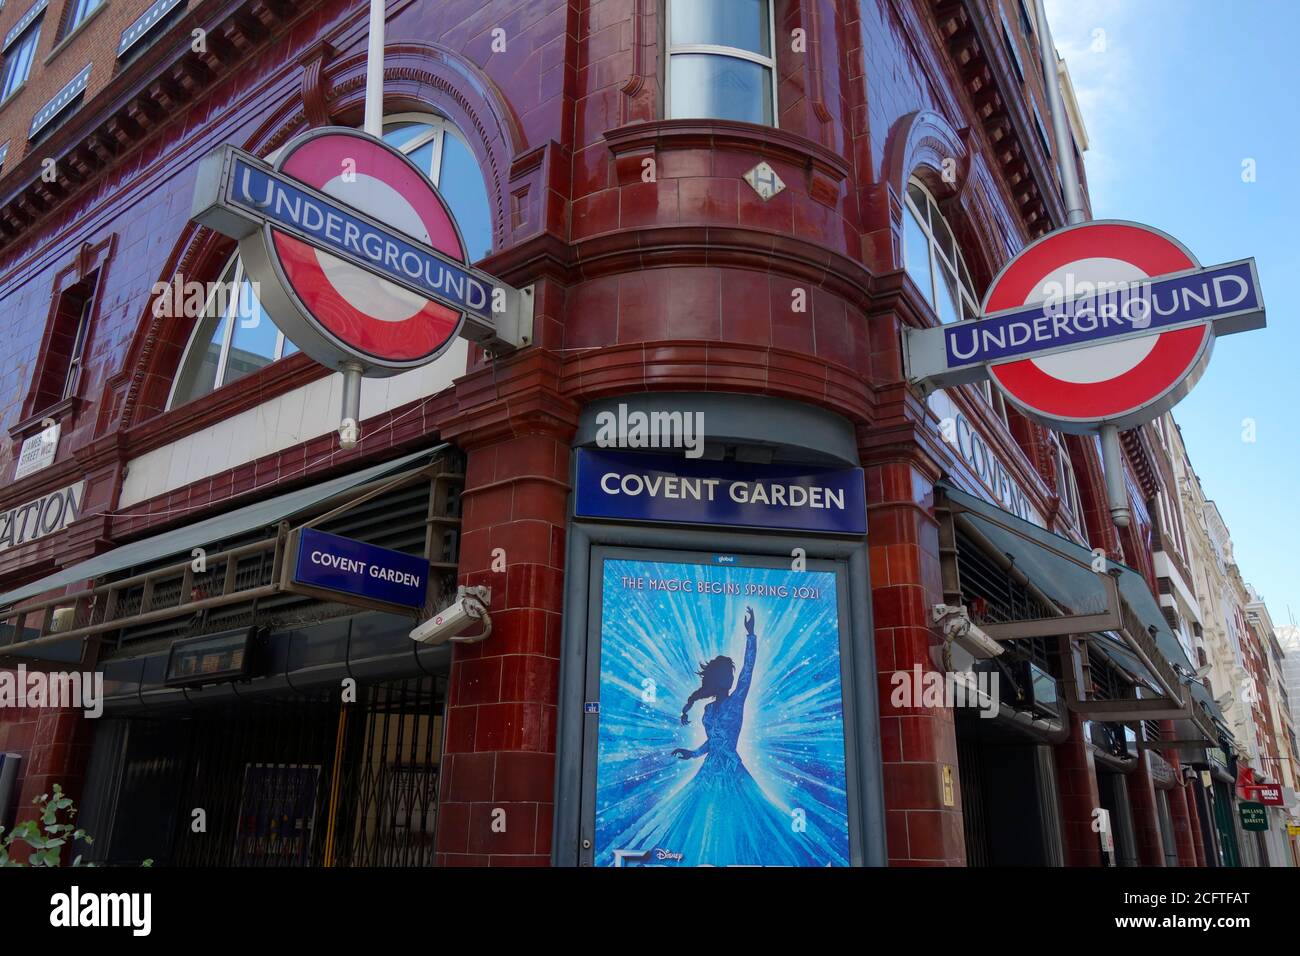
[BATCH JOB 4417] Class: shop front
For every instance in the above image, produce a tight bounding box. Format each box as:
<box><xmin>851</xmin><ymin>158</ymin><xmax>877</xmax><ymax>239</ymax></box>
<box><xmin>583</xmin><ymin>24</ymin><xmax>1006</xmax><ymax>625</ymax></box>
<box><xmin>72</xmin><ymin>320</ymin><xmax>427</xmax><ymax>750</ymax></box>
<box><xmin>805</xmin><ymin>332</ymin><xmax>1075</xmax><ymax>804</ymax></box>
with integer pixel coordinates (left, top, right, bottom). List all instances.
<box><xmin>0</xmin><ymin>445</ymin><xmax>463</xmax><ymax>866</ymax></box>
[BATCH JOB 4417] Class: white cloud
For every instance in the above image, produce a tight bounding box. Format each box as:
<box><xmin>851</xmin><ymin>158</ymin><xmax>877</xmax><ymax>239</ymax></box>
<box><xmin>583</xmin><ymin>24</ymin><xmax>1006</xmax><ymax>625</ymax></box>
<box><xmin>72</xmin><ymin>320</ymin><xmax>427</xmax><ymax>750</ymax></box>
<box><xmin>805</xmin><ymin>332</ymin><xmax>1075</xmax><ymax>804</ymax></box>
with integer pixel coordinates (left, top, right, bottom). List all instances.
<box><xmin>1043</xmin><ymin>0</ymin><xmax>1143</xmax><ymax>206</ymax></box>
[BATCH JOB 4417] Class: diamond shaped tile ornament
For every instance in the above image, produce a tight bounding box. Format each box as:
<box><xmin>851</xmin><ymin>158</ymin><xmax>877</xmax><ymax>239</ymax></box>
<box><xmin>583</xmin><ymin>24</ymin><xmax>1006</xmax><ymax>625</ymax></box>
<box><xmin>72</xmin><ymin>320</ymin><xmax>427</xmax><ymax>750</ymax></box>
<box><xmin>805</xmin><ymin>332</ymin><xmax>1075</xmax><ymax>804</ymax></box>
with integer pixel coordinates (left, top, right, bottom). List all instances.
<box><xmin>744</xmin><ymin>161</ymin><xmax>785</xmax><ymax>201</ymax></box>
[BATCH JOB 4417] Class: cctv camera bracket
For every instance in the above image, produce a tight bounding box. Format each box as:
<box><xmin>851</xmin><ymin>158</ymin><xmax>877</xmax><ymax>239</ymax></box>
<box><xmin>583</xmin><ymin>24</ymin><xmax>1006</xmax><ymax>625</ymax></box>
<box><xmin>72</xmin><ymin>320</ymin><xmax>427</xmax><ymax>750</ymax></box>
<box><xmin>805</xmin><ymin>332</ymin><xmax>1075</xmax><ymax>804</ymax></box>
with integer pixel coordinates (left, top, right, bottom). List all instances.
<box><xmin>450</xmin><ymin>585</ymin><xmax>492</xmax><ymax>644</ymax></box>
<box><xmin>932</xmin><ymin>603</ymin><xmax>1004</xmax><ymax>660</ymax></box>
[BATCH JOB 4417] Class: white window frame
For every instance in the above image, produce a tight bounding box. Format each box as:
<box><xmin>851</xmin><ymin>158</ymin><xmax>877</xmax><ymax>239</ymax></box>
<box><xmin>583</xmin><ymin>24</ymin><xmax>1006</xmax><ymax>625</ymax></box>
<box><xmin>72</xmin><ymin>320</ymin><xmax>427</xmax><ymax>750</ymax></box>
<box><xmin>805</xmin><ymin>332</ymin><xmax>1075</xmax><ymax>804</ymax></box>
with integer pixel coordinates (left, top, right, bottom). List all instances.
<box><xmin>64</xmin><ymin>0</ymin><xmax>103</xmax><ymax>37</ymax></box>
<box><xmin>166</xmin><ymin>113</ymin><xmax>480</xmax><ymax>411</ymax></box>
<box><xmin>664</xmin><ymin>0</ymin><xmax>779</xmax><ymax>127</ymax></box>
<box><xmin>1</xmin><ymin>19</ymin><xmax>41</xmax><ymax>102</ymax></box>
<box><xmin>1050</xmin><ymin>431</ymin><xmax>1083</xmax><ymax>532</ymax></box>
<box><xmin>903</xmin><ymin>177</ymin><xmax>981</xmax><ymax>322</ymax></box>
<box><xmin>905</xmin><ymin>177</ymin><xmax>1007</xmax><ymax>424</ymax></box>
<box><xmin>61</xmin><ymin>289</ymin><xmax>94</xmax><ymax>401</ymax></box>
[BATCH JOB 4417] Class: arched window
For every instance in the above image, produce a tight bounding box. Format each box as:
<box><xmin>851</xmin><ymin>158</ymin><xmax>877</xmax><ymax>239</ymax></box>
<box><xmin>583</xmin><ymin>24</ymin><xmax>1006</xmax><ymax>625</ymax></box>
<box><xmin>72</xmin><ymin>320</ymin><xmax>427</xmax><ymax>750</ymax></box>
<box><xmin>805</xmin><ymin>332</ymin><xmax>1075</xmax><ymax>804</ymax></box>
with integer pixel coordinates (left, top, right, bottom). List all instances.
<box><xmin>904</xmin><ymin>177</ymin><xmax>1011</xmax><ymax>423</ymax></box>
<box><xmin>167</xmin><ymin>115</ymin><xmax>492</xmax><ymax>410</ymax></box>
<box><xmin>902</xmin><ymin>178</ymin><xmax>979</xmax><ymax>325</ymax></box>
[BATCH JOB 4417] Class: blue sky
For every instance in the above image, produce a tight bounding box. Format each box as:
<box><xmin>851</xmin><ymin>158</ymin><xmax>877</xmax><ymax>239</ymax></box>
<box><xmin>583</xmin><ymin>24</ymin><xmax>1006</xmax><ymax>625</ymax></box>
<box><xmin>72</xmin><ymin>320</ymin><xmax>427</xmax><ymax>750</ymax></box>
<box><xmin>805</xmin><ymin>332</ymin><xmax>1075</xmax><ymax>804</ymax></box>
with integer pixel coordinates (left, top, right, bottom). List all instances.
<box><xmin>1046</xmin><ymin>0</ymin><xmax>1297</xmax><ymax>628</ymax></box>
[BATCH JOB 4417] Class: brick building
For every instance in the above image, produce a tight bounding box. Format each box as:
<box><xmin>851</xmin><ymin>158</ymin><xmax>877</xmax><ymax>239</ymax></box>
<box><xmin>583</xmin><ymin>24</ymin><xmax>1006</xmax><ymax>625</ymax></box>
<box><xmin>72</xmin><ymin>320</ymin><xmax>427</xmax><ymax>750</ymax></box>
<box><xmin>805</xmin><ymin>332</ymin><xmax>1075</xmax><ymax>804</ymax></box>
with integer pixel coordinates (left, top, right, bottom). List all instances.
<box><xmin>0</xmin><ymin>0</ymin><xmax>1251</xmax><ymax>866</ymax></box>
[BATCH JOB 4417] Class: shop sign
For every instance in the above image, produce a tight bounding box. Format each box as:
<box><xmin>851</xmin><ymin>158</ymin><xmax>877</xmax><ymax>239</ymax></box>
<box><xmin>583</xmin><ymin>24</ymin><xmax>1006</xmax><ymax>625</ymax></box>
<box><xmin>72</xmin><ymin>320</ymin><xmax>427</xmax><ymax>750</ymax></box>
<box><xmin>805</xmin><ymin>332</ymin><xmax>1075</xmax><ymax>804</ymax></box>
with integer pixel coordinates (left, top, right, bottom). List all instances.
<box><xmin>926</xmin><ymin>390</ymin><xmax>1044</xmax><ymax>527</ymax></box>
<box><xmin>906</xmin><ymin>221</ymin><xmax>1266</xmax><ymax>433</ymax></box>
<box><xmin>289</xmin><ymin>528</ymin><xmax>428</xmax><ymax>610</ymax></box>
<box><xmin>13</xmin><ymin>421</ymin><xmax>60</xmax><ymax>480</ymax></box>
<box><xmin>1248</xmin><ymin>783</ymin><xmax>1284</xmax><ymax>806</ymax></box>
<box><xmin>191</xmin><ymin>127</ymin><xmax>531</xmax><ymax>373</ymax></box>
<box><xmin>0</xmin><ymin>481</ymin><xmax>83</xmax><ymax>554</ymax></box>
<box><xmin>575</xmin><ymin>449</ymin><xmax>867</xmax><ymax>535</ymax></box>
<box><xmin>594</xmin><ymin>555</ymin><xmax>851</xmax><ymax>866</ymax></box>
<box><xmin>1238</xmin><ymin>801</ymin><xmax>1268</xmax><ymax>832</ymax></box>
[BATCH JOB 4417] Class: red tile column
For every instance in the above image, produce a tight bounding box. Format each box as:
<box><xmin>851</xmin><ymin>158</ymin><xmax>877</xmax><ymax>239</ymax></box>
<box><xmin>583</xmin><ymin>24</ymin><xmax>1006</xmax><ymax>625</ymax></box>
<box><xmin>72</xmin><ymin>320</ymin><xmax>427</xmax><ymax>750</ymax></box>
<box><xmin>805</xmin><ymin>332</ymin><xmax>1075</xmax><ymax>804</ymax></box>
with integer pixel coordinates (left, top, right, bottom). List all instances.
<box><xmin>1160</xmin><ymin>731</ymin><xmax>1198</xmax><ymax>867</ymax></box>
<box><xmin>1054</xmin><ymin>708</ymin><xmax>1104</xmax><ymax>866</ymax></box>
<box><xmin>866</xmin><ymin>459</ymin><xmax>964</xmax><ymax>866</ymax></box>
<box><xmin>1125</xmin><ymin>757</ymin><xmax>1167</xmax><ymax>865</ymax></box>
<box><xmin>0</xmin><ymin>699</ymin><xmax>94</xmax><ymax>864</ymax></box>
<box><xmin>1183</xmin><ymin>775</ymin><xmax>1208</xmax><ymax>867</ymax></box>
<box><xmin>433</xmin><ymin>355</ymin><xmax>578</xmax><ymax>867</ymax></box>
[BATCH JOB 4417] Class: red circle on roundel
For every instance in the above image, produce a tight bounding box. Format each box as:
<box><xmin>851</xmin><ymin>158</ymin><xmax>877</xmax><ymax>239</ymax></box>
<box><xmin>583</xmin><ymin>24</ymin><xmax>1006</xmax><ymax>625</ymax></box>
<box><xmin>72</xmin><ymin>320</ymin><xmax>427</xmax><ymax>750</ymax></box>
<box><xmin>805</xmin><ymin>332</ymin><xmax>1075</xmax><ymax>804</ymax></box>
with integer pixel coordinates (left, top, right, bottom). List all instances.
<box><xmin>271</xmin><ymin>133</ymin><xmax>465</xmax><ymax>364</ymax></box>
<box><xmin>985</xmin><ymin>222</ymin><xmax>1210</xmax><ymax>421</ymax></box>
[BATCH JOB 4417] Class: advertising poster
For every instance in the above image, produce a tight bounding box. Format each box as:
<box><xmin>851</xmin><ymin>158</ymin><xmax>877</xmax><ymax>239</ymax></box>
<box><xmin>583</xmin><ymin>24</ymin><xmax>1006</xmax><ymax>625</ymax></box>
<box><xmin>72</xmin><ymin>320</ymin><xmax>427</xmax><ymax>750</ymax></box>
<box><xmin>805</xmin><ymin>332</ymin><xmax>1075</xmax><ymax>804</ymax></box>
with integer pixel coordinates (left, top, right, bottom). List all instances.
<box><xmin>235</xmin><ymin>764</ymin><xmax>321</xmax><ymax>865</ymax></box>
<box><xmin>594</xmin><ymin>555</ymin><xmax>851</xmax><ymax>866</ymax></box>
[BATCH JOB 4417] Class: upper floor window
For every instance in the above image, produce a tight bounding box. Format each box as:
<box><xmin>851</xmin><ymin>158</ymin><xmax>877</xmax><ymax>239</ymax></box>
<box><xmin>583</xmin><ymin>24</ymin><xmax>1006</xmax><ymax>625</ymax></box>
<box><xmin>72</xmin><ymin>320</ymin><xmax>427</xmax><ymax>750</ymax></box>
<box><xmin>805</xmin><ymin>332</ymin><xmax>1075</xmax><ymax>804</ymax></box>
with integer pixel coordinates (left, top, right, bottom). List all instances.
<box><xmin>1017</xmin><ymin>0</ymin><xmax>1035</xmax><ymax>36</ymax></box>
<box><xmin>1</xmin><ymin>17</ymin><xmax>41</xmax><ymax>102</ymax></box>
<box><xmin>1000</xmin><ymin>10</ymin><xmax>1024</xmax><ymax>82</ymax></box>
<box><xmin>665</xmin><ymin>0</ymin><xmax>776</xmax><ymax>126</ymax></box>
<box><xmin>903</xmin><ymin>178</ymin><xmax>980</xmax><ymax>325</ymax></box>
<box><xmin>62</xmin><ymin>0</ymin><xmax>103</xmax><ymax>37</ymax></box>
<box><xmin>167</xmin><ymin>114</ymin><xmax>492</xmax><ymax>410</ymax></box>
<box><xmin>31</xmin><ymin>269</ymin><xmax>97</xmax><ymax>411</ymax></box>
<box><xmin>1050</xmin><ymin>431</ymin><xmax>1083</xmax><ymax>532</ymax></box>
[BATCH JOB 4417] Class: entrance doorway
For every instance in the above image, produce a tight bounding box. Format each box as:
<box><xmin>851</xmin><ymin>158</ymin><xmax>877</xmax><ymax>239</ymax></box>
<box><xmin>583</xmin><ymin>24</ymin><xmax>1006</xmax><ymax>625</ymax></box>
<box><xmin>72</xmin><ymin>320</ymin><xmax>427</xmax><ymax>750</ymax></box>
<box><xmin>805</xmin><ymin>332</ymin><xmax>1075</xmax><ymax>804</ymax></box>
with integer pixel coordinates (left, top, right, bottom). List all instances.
<box><xmin>90</xmin><ymin>676</ymin><xmax>445</xmax><ymax>866</ymax></box>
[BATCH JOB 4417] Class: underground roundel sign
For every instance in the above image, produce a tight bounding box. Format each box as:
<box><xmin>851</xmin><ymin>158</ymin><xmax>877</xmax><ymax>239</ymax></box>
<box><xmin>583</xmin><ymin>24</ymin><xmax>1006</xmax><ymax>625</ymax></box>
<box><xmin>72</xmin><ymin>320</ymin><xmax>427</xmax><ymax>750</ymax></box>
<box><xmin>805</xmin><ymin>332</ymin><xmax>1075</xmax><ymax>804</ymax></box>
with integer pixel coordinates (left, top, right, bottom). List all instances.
<box><xmin>905</xmin><ymin>220</ymin><xmax>1266</xmax><ymax>433</ymax></box>
<box><xmin>191</xmin><ymin>127</ymin><xmax>521</xmax><ymax>375</ymax></box>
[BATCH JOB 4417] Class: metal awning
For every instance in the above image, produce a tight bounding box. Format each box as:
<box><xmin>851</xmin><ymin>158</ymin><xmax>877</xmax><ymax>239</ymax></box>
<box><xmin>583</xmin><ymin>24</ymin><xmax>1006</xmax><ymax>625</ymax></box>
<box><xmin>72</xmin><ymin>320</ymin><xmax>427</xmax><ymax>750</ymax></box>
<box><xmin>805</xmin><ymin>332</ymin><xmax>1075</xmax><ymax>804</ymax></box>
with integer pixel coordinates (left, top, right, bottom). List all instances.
<box><xmin>937</xmin><ymin>479</ymin><xmax>1222</xmax><ymax>741</ymax></box>
<box><xmin>0</xmin><ymin>445</ymin><xmax>448</xmax><ymax>662</ymax></box>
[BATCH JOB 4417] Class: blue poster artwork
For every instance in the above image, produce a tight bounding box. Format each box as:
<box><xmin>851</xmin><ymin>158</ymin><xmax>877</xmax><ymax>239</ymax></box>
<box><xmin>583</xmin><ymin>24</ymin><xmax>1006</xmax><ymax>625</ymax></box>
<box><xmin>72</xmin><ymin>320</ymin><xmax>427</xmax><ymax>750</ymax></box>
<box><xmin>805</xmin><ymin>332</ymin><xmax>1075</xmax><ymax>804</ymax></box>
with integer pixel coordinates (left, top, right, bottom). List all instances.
<box><xmin>594</xmin><ymin>557</ymin><xmax>851</xmax><ymax>867</ymax></box>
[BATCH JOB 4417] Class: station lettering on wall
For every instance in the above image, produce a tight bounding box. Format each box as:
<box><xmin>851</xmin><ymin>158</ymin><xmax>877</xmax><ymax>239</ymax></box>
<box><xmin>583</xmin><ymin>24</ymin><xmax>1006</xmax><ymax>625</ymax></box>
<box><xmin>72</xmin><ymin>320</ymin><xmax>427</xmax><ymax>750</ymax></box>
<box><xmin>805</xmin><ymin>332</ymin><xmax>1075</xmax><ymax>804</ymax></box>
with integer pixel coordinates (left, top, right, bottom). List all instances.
<box><xmin>0</xmin><ymin>481</ymin><xmax>84</xmax><ymax>553</ymax></box>
<box><xmin>575</xmin><ymin>449</ymin><xmax>867</xmax><ymax>535</ymax></box>
<box><xmin>926</xmin><ymin>392</ymin><xmax>1043</xmax><ymax>527</ymax></box>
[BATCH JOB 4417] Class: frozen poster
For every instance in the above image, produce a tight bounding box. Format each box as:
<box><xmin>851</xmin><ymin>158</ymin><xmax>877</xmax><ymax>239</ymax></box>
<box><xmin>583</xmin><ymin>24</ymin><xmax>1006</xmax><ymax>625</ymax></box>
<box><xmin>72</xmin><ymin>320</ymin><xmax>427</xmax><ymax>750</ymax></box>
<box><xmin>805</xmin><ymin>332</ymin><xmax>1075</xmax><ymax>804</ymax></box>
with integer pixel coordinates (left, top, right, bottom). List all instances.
<box><xmin>594</xmin><ymin>557</ymin><xmax>851</xmax><ymax>867</ymax></box>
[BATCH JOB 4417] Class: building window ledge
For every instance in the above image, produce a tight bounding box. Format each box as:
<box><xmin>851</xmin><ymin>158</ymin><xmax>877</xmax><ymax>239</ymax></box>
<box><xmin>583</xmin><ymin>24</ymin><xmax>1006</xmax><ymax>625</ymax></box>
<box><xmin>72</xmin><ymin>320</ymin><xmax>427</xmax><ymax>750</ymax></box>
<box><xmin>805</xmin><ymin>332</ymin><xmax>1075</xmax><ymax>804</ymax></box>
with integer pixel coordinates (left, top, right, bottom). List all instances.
<box><xmin>8</xmin><ymin>395</ymin><xmax>82</xmax><ymax>441</ymax></box>
<box><xmin>603</xmin><ymin>118</ymin><xmax>849</xmax><ymax>199</ymax></box>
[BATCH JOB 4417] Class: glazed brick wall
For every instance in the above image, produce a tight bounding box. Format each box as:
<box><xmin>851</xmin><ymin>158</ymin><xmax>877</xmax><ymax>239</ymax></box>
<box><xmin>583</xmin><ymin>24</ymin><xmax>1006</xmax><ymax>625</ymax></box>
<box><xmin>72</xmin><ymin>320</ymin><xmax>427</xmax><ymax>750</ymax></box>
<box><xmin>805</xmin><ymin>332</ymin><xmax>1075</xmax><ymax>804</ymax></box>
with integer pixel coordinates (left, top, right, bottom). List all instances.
<box><xmin>436</xmin><ymin>430</ymin><xmax>569</xmax><ymax>866</ymax></box>
<box><xmin>0</xmin><ymin>0</ymin><xmax>1138</xmax><ymax>868</ymax></box>
<box><xmin>0</xmin><ymin>696</ymin><xmax>94</xmax><ymax>862</ymax></box>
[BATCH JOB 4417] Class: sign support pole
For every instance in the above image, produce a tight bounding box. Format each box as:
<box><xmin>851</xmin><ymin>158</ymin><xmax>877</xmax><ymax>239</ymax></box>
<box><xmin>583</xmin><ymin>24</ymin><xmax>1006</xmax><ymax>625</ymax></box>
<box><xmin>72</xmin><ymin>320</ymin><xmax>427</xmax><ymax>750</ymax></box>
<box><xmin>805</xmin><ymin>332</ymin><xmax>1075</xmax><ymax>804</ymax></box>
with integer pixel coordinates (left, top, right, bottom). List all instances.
<box><xmin>364</xmin><ymin>0</ymin><xmax>385</xmax><ymax>138</ymax></box>
<box><xmin>1033</xmin><ymin>0</ymin><xmax>1130</xmax><ymax>527</ymax></box>
<box><xmin>334</xmin><ymin>0</ymin><xmax>387</xmax><ymax>450</ymax></box>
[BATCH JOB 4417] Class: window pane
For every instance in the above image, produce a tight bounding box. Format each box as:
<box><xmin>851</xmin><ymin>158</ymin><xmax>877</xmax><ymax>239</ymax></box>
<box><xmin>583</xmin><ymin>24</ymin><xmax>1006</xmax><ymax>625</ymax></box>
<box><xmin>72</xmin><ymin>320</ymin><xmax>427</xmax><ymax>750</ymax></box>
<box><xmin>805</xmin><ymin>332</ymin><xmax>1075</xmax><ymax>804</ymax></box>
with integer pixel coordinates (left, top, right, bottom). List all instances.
<box><xmin>669</xmin><ymin>0</ymin><xmax>770</xmax><ymax>55</ymax></box>
<box><xmin>2</xmin><ymin>26</ymin><xmax>40</xmax><ymax>100</ymax></box>
<box><xmin>222</xmin><ymin>279</ymin><xmax>278</xmax><ymax>385</ymax></box>
<box><xmin>929</xmin><ymin>197</ymin><xmax>956</xmax><ymax>268</ymax></box>
<box><xmin>282</xmin><ymin>337</ymin><xmax>299</xmax><ymax>357</ymax></box>
<box><xmin>406</xmin><ymin>138</ymin><xmax>437</xmax><ymax>179</ymax></box>
<box><xmin>69</xmin><ymin>0</ymin><xmax>103</xmax><ymax>32</ymax></box>
<box><xmin>174</xmin><ymin>311</ymin><xmax>228</xmax><ymax>407</ymax></box>
<box><xmin>383</xmin><ymin>122</ymin><xmax>431</xmax><ymax>151</ymax></box>
<box><xmin>906</xmin><ymin>183</ymin><xmax>929</xmax><ymax>223</ymax></box>
<box><xmin>935</xmin><ymin>263</ymin><xmax>962</xmax><ymax>325</ymax></box>
<box><xmin>903</xmin><ymin>204</ymin><xmax>934</xmax><ymax>306</ymax></box>
<box><xmin>437</xmin><ymin>132</ymin><xmax>493</xmax><ymax>261</ymax></box>
<box><xmin>669</xmin><ymin>54</ymin><xmax>771</xmax><ymax>125</ymax></box>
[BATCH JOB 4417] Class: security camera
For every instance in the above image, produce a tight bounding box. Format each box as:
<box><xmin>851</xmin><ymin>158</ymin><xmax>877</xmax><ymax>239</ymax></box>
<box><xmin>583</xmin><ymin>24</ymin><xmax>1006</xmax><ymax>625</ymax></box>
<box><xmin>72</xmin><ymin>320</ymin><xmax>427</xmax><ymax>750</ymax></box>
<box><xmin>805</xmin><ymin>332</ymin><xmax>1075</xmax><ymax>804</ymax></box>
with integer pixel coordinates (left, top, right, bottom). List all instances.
<box><xmin>932</xmin><ymin>604</ymin><xmax>1004</xmax><ymax>660</ymax></box>
<box><xmin>410</xmin><ymin>585</ymin><xmax>492</xmax><ymax>646</ymax></box>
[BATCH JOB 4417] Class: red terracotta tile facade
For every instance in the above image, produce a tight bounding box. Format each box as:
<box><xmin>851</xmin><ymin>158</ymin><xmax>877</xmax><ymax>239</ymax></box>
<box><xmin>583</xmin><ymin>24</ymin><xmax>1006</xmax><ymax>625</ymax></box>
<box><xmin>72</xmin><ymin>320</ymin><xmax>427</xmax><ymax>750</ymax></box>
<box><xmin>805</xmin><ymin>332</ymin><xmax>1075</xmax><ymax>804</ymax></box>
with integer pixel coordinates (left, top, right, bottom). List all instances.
<box><xmin>0</xmin><ymin>0</ymin><xmax>1226</xmax><ymax>867</ymax></box>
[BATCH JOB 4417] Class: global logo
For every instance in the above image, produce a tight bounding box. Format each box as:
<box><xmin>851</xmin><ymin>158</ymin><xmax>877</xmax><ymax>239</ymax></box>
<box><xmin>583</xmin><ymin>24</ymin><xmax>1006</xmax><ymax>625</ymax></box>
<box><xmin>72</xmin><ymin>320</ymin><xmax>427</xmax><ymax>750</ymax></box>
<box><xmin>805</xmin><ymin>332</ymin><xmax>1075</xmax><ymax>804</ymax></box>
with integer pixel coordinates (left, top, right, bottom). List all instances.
<box><xmin>230</xmin><ymin>127</ymin><xmax>473</xmax><ymax>370</ymax></box>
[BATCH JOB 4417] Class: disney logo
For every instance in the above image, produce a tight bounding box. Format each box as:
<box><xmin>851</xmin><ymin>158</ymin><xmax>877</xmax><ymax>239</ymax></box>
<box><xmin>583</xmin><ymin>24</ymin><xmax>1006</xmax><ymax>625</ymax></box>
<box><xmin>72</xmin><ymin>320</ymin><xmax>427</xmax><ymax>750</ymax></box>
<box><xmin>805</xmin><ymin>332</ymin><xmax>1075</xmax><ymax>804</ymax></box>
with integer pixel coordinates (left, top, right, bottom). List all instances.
<box><xmin>654</xmin><ymin>848</ymin><xmax>684</xmax><ymax>861</ymax></box>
